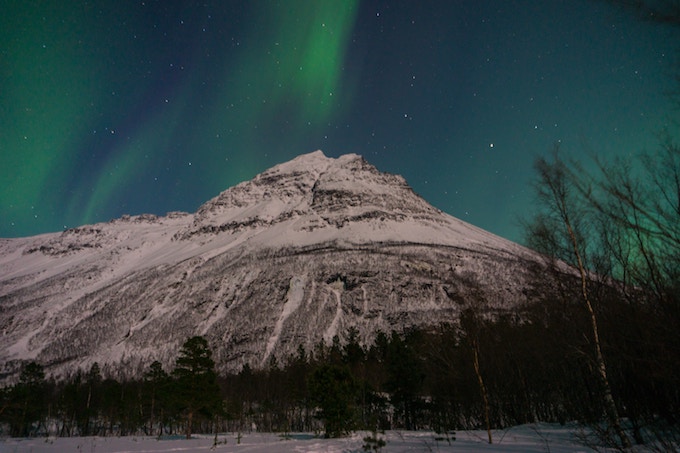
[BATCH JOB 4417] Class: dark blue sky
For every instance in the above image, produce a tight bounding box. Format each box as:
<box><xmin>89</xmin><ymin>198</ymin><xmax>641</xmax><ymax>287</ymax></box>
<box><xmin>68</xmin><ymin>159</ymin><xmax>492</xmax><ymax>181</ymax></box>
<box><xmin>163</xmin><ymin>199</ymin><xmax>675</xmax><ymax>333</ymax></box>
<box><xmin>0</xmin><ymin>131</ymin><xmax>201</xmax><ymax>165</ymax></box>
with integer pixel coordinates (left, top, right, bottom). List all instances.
<box><xmin>1</xmin><ymin>0</ymin><xmax>677</xmax><ymax>243</ymax></box>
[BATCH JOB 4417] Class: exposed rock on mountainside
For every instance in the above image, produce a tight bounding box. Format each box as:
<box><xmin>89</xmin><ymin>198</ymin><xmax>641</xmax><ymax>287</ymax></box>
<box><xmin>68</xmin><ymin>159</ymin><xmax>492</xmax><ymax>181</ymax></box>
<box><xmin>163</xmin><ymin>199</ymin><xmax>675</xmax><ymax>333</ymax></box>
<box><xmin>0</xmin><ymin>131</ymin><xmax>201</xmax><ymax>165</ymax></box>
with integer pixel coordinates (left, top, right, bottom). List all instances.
<box><xmin>0</xmin><ymin>151</ymin><xmax>545</xmax><ymax>381</ymax></box>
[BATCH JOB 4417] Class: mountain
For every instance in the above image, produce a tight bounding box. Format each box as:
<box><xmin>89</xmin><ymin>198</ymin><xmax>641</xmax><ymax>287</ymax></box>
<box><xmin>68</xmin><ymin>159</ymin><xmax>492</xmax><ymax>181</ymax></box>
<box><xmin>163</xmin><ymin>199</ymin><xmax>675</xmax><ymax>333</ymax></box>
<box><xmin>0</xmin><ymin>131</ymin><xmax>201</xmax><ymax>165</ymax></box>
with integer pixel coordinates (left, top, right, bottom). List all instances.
<box><xmin>0</xmin><ymin>151</ymin><xmax>546</xmax><ymax>381</ymax></box>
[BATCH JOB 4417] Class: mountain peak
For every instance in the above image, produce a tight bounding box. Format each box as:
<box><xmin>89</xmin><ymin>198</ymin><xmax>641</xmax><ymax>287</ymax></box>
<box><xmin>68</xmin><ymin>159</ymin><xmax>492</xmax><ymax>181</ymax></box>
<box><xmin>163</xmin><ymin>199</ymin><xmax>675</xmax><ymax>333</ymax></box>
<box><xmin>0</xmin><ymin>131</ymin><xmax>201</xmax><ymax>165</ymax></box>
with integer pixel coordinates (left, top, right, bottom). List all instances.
<box><xmin>267</xmin><ymin>149</ymin><xmax>334</xmax><ymax>173</ymax></box>
<box><xmin>185</xmin><ymin>150</ymin><xmax>443</xmax><ymax>243</ymax></box>
<box><xmin>254</xmin><ymin>150</ymin><xmax>363</xmax><ymax>181</ymax></box>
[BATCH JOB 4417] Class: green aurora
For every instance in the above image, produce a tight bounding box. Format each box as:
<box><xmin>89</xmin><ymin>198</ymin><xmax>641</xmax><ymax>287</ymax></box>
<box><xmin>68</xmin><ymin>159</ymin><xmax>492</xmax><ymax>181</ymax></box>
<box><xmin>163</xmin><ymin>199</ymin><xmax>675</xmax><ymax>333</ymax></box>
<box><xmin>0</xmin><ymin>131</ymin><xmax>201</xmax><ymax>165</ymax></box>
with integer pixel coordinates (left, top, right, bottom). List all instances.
<box><xmin>0</xmin><ymin>1</ymin><xmax>676</xmax><ymax>242</ymax></box>
<box><xmin>1</xmin><ymin>1</ymin><xmax>359</xmax><ymax>234</ymax></box>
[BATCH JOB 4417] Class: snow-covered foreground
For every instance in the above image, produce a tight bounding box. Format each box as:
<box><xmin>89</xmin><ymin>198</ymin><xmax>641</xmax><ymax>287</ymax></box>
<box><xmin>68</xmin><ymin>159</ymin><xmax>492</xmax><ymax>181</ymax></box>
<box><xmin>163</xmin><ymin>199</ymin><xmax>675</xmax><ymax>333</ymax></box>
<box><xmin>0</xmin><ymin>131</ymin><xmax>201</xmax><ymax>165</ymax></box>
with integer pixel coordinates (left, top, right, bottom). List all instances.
<box><xmin>1</xmin><ymin>424</ymin><xmax>607</xmax><ymax>452</ymax></box>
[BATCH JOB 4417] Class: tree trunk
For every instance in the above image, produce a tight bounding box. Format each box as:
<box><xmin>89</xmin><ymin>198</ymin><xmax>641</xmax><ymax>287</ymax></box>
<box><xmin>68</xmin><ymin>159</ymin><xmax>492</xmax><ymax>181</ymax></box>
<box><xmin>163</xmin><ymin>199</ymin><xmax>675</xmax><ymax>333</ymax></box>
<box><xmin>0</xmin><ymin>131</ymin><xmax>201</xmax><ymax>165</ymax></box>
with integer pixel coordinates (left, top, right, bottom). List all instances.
<box><xmin>565</xmin><ymin>215</ymin><xmax>631</xmax><ymax>449</ymax></box>
<box><xmin>471</xmin><ymin>338</ymin><xmax>492</xmax><ymax>444</ymax></box>
<box><xmin>149</xmin><ymin>392</ymin><xmax>155</xmax><ymax>437</ymax></box>
<box><xmin>186</xmin><ymin>410</ymin><xmax>193</xmax><ymax>439</ymax></box>
<box><xmin>534</xmin><ymin>154</ymin><xmax>631</xmax><ymax>449</ymax></box>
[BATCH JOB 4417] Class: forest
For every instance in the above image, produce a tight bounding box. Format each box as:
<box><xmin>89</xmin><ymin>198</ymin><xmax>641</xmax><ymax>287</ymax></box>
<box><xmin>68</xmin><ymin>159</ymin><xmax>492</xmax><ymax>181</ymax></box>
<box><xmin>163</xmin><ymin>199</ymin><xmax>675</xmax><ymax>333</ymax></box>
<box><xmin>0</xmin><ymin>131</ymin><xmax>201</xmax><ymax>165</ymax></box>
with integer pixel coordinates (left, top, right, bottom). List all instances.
<box><xmin>0</xmin><ymin>272</ymin><xmax>677</xmax><ymax>448</ymax></box>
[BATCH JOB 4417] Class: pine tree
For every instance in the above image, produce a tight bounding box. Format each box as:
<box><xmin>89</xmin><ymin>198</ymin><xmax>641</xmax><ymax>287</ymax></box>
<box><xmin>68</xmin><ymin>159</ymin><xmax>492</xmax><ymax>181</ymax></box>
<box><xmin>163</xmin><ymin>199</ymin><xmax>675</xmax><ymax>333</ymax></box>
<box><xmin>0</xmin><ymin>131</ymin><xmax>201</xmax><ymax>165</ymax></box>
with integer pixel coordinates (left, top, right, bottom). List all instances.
<box><xmin>6</xmin><ymin>362</ymin><xmax>47</xmax><ymax>436</ymax></box>
<box><xmin>384</xmin><ymin>332</ymin><xmax>424</xmax><ymax>430</ymax></box>
<box><xmin>309</xmin><ymin>364</ymin><xmax>357</xmax><ymax>437</ymax></box>
<box><xmin>172</xmin><ymin>336</ymin><xmax>223</xmax><ymax>438</ymax></box>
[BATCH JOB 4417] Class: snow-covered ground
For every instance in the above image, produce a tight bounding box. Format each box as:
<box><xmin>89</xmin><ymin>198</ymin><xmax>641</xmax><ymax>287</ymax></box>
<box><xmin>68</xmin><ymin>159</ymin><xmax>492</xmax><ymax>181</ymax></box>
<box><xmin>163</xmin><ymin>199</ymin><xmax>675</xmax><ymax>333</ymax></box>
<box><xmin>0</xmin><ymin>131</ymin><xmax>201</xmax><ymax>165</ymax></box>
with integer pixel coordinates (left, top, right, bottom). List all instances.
<box><xmin>0</xmin><ymin>425</ymin><xmax>611</xmax><ymax>452</ymax></box>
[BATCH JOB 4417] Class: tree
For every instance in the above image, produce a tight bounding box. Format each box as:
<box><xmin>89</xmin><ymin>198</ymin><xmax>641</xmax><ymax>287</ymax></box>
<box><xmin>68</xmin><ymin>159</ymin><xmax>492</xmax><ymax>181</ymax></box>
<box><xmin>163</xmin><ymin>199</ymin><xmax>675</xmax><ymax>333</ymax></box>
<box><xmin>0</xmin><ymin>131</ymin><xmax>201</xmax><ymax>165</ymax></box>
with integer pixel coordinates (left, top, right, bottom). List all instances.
<box><xmin>460</xmin><ymin>309</ymin><xmax>493</xmax><ymax>444</ymax></box>
<box><xmin>535</xmin><ymin>2</ymin><xmax>680</xmax><ymax>444</ymax></box>
<box><xmin>172</xmin><ymin>336</ymin><xmax>223</xmax><ymax>438</ymax></box>
<box><xmin>144</xmin><ymin>361</ymin><xmax>170</xmax><ymax>436</ymax></box>
<box><xmin>309</xmin><ymin>364</ymin><xmax>357</xmax><ymax>437</ymax></box>
<box><xmin>4</xmin><ymin>362</ymin><xmax>47</xmax><ymax>436</ymax></box>
<box><xmin>590</xmin><ymin>142</ymin><xmax>680</xmax><ymax>306</ymax></box>
<box><xmin>527</xmin><ymin>149</ymin><xmax>630</xmax><ymax>448</ymax></box>
<box><xmin>82</xmin><ymin>362</ymin><xmax>101</xmax><ymax>435</ymax></box>
<box><xmin>584</xmin><ymin>142</ymin><xmax>680</xmax><ymax>443</ymax></box>
<box><xmin>383</xmin><ymin>332</ymin><xmax>424</xmax><ymax>430</ymax></box>
<box><xmin>284</xmin><ymin>345</ymin><xmax>312</xmax><ymax>432</ymax></box>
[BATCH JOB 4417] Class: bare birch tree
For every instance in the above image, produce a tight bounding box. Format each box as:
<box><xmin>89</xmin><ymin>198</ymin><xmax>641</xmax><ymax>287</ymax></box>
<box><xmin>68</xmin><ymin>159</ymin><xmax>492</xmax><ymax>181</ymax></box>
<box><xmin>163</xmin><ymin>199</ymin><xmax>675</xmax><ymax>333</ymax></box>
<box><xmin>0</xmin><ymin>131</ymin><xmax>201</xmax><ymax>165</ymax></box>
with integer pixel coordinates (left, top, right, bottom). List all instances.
<box><xmin>527</xmin><ymin>148</ymin><xmax>630</xmax><ymax>448</ymax></box>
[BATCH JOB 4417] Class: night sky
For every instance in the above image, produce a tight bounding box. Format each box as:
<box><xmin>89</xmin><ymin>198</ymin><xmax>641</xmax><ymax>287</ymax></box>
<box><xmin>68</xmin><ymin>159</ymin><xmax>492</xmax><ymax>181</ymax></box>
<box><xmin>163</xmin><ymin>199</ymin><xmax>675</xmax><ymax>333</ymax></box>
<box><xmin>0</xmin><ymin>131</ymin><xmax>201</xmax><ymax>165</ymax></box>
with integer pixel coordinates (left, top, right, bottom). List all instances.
<box><xmin>2</xmin><ymin>1</ymin><xmax>677</xmax><ymax>243</ymax></box>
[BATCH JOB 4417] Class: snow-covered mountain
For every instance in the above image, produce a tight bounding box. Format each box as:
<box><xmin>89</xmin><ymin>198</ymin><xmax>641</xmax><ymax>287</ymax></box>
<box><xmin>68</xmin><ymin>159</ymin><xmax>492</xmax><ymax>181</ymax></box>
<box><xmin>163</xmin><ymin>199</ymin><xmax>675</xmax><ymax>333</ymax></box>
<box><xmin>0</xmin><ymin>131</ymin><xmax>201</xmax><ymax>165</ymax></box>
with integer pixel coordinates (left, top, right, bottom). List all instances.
<box><xmin>0</xmin><ymin>151</ymin><xmax>545</xmax><ymax>381</ymax></box>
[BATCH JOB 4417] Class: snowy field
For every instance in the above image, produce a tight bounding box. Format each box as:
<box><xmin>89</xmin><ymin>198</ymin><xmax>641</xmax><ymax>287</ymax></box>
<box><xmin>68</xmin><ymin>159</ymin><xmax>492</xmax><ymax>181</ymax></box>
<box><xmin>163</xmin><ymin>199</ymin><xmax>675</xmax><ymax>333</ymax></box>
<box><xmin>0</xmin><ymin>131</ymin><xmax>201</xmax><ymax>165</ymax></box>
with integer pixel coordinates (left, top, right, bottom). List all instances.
<box><xmin>0</xmin><ymin>424</ymin><xmax>614</xmax><ymax>452</ymax></box>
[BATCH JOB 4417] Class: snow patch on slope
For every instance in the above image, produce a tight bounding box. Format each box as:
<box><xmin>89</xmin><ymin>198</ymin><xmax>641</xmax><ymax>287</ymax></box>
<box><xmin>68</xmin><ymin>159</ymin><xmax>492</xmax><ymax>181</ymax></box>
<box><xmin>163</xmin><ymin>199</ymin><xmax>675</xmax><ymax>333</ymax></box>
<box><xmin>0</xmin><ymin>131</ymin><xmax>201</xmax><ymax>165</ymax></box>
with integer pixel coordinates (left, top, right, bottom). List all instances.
<box><xmin>262</xmin><ymin>275</ymin><xmax>307</xmax><ymax>366</ymax></box>
<box><xmin>324</xmin><ymin>288</ymin><xmax>344</xmax><ymax>343</ymax></box>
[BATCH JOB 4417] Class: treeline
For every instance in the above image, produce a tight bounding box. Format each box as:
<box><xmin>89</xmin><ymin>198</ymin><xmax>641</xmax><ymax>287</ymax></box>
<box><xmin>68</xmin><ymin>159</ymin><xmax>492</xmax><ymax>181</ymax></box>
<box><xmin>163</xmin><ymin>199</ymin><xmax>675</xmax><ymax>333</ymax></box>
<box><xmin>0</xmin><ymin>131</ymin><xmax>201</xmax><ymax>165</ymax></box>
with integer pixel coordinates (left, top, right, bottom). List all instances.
<box><xmin>0</xmin><ymin>336</ymin><xmax>223</xmax><ymax>438</ymax></box>
<box><xmin>1</xmin><ymin>286</ymin><xmax>677</xmax><ymax>441</ymax></box>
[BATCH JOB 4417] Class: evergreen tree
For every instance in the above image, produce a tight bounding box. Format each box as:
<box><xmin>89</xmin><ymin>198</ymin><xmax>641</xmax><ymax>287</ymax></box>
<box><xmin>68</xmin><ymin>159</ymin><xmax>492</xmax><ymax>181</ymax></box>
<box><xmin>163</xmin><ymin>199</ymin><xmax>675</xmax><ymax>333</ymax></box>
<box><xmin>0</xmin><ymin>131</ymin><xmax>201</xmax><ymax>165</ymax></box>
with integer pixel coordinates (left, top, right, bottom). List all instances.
<box><xmin>172</xmin><ymin>336</ymin><xmax>223</xmax><ymax>438</ymax></box>
<box><xmin>5</xmin><ymin>362</ymin><xmax>47</xmax><ymax>436</ymax></box>
<box><xmin>58</xmin><ymin>370</ymin><xmax>82</xmax><ymax>436</ymax></box>
<box><xmin>309</xmin><ymin>364</ymin><xmax>357</xmax><ymax>437</ymax></box>
<box><xmin>384</xmin><ymin>332</ymin><xmax>424</xmax><ymax>430</ymax></box>
<box><xmin>284</xmin><ymin>345</ymin><xmax>312</xmax><ymax>431</ymax></box>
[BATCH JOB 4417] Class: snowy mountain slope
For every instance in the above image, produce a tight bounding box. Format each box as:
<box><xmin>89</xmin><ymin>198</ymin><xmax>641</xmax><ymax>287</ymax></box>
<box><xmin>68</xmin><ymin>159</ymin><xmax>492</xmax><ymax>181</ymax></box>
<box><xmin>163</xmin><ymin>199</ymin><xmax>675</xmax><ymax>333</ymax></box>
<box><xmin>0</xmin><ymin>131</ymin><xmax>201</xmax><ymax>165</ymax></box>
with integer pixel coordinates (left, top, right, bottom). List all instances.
<box><xmin>0</xmin><ymin>150</ymin><xmax>546</xmax><ymax>381</ymax></box>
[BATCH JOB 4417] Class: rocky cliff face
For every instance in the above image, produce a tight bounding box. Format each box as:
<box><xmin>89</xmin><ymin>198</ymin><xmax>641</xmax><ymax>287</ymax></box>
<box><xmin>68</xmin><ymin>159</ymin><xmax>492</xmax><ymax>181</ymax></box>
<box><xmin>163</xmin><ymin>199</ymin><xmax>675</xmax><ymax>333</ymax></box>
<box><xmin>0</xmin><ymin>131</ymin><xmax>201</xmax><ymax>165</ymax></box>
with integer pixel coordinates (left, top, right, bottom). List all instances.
<box><xmin>0</xmin><ymin>151</ymin><xmax>545</xmax><ymax>381</ymax></box>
